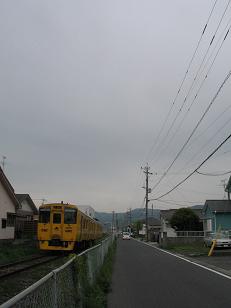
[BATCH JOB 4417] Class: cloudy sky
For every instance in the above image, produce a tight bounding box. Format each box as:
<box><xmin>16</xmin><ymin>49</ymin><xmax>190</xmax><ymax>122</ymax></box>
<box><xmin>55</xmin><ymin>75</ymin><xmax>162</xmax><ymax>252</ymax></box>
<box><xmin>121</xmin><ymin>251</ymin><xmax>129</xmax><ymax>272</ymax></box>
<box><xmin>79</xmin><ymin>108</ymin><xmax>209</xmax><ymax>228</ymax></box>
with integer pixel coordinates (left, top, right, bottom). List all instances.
<box><xmin>1</xmin><ymin>0</ymin><xmax>231</xmax><ymax>213</ymax></box>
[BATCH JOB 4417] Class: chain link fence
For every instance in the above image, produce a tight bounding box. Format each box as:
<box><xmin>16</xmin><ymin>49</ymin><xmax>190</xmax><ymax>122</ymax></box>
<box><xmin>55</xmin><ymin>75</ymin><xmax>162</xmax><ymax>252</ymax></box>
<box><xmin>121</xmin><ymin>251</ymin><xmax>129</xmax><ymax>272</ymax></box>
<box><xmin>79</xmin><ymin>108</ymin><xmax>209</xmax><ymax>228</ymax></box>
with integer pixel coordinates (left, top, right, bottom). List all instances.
<box><xmin>1</xmin><ymin>236</ymin><xmax>115</xmax><ymax>308</ymax></box>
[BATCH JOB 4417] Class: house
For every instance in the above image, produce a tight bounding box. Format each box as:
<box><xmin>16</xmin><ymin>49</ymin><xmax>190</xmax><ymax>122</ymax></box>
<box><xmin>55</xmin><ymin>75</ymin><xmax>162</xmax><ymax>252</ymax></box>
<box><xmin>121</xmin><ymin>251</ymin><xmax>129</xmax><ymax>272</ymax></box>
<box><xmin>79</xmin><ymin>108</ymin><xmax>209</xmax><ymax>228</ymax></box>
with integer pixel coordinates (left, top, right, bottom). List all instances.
<box><xmin>160</xmin><ymin>207</ymin><xmax>204</xmax><ymax>237</ymax></box>
<box><xmin>160</xmin><ymin>209</ymin><xmax>178</xmax><ymax>238</ymax></box>
<box><xmin>202</xmin><ymin>200</ymin><xmax>231</xmax><ymax>233</ymax></box>
<box><xmin>15</xmin><ymin>194</ymin><xmax>38</xmax><ymax>239</ymax></box>
<box><xmin>15</xmin><ymin>194</ymin><xmax>38</xmax><ymax>220</ymax></box>
<box><xmin>139</xmin><ymin>217</ymin><xmax>161</xmax><ymax>241</ymax></box>
<box><xmin>0</xmin><ymin>167</ymin><xmax>20</xmax><ymax>240</ymax></box>
<box><xmin>160</xmin><ymin>207</ymin><xmax>204</xmax><ymax>247</ymax></box>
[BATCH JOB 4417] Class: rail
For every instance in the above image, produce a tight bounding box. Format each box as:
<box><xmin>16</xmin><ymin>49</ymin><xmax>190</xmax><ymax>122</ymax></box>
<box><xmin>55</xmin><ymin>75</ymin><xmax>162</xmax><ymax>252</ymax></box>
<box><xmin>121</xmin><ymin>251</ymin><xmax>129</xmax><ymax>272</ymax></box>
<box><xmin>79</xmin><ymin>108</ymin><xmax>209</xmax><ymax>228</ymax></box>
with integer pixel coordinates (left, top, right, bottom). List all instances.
<box><xmin>0</xmin><ymin>255</ymin><xmax>60</xmax><ymax>279</ymax></box>
<box><xmin>0</xmin><ymin>235</ymin><xmax>115</xmax><ymax>307</ymax></box>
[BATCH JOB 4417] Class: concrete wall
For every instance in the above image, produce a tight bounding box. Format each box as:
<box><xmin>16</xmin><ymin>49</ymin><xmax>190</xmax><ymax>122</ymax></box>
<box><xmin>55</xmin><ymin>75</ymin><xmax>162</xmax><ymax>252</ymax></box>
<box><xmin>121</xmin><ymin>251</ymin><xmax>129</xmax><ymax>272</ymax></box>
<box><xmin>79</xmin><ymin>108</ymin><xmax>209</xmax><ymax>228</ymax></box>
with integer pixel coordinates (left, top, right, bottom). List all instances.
<box><xmin>160</xmin><ymin>236</ymin><xmax>204</xmax><ymax>248</ymax></box>
<box><xmin>0</xmin><ymin>182</ymin><xmax>16</xmax><ymax>240</ymax></box>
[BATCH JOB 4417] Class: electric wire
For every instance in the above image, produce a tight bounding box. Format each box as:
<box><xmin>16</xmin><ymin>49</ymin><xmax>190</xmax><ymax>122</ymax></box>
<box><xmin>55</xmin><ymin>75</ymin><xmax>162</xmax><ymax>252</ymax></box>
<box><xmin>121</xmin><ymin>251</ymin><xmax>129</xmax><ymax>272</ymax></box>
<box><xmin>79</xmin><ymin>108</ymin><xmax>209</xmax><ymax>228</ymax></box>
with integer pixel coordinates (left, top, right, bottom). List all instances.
<box><xmin>161</xmin><ymin>198</ymin><xmax>204</xmax><ymax>204</ymax></box>
<box><xmin>151</xmin><ymin>70</ymin><xmax>231</xmax><ymax>191</ymax></box>
<box><xmin>195</xmin><ymin>170</ymin><xmax>231</xmax><ymax>176</ymax></box>
<box><xmin>178</xmin><ymin>112</ymin><xmax>231</xmax><ymax>173</ymax></box>
<box><xmin>152</xmin><ymin>10</ymin><xmax>231</xmax><ymax>167</ymax></box>
<box><xmin>157</xmin><ymin>199</ymin><xmax>201</xmax><ymax>207</ymax></box>
<box><xmin>183</xmin><ymin>103</ymin><xmax>231</xmax><ymax>153</ymax></box>
<box><xmin>152</xmin><ymin>0</ymin><xmax>231</xmax><ymax>166</ymax></box>
<box><xmin>145</xmin><ymin>0</ymin><xmax>218</xmax><ymax>163</ymax></box>
<box><xmin>151</xmin><ymin>130</ymin><xmax>231</xmax><ymax>201</ymax></box>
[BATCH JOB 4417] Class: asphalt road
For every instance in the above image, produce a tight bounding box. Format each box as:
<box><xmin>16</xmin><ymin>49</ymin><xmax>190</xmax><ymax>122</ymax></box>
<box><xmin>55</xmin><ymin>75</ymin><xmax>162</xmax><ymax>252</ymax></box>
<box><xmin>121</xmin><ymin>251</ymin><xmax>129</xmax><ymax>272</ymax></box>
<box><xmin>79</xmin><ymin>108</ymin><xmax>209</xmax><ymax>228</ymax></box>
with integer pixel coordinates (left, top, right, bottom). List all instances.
<box><xmin>107</xmin><ymin>238</ymin><xmax>231</xmax><ymax>308</ymax></box>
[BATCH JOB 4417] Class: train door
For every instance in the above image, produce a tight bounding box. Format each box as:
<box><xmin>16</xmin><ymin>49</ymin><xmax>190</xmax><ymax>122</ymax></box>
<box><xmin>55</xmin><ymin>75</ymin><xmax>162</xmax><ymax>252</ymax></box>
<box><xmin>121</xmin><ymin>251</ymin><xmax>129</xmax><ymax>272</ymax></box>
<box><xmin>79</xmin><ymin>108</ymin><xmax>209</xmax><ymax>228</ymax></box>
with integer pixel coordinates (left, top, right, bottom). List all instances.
<box><xmin>51</xmin><ymin>211</ymin><xmax>63</xmax><ymax>240</ymax></box>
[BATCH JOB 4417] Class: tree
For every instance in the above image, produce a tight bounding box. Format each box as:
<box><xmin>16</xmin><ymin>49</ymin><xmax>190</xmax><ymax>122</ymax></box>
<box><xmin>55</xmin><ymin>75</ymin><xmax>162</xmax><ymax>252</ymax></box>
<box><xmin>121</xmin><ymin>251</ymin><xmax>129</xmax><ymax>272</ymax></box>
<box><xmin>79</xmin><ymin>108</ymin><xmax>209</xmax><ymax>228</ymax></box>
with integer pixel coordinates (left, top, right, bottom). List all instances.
<box><xmin>170</xmin><ymin>208</ymin><xmax>201</xmax><ymax>231</ymax></box>
<box><xmin>133</xmin><ymin>220</ymin><xmax>142</xmax><ymax>235</ymax></box>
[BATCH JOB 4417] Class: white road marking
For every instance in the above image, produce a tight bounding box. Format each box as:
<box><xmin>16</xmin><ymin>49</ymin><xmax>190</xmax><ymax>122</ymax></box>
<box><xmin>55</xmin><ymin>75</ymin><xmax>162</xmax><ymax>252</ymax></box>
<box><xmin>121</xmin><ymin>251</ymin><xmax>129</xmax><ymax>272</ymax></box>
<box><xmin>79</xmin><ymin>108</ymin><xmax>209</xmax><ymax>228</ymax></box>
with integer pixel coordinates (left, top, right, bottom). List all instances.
<box><xmin>134</xmin><ymin>238</ymin><xmax>231</xmax><ymax>280</ymax></box>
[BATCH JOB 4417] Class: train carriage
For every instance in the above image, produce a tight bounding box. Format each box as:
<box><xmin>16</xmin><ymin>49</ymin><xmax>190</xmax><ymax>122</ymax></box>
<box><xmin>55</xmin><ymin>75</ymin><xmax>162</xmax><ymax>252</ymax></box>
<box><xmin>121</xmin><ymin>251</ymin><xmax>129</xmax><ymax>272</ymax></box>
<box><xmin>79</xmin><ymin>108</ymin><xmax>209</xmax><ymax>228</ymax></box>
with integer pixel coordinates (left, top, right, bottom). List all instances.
<box><xmin>38</xmin><ymin>202</ymin><xmax>102</xmax><ymax>251</ymax></box>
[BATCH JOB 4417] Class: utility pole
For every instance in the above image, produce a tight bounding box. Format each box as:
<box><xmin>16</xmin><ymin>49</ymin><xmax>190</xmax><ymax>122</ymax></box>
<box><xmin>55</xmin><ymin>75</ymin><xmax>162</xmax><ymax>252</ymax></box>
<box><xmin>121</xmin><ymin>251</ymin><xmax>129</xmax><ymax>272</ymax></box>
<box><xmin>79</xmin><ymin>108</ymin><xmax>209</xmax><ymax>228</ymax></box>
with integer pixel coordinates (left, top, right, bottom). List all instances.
<box><xmin>152</xmin><ymin>203</ymin><xmax>154</xmax><ymax>217</ymax></box>
<box><xmin>142</xmin><ymin>163</ymin><xmax>153</xmax><ymax>242</ymax></box>
<box><xmin>115</xmin><ymin>213</ymin><xmax>118</xmax><ymax>232</ymax></box>
<box><xmin>221</xmin><ymin>179</ymin><xmax>227</xmax><ymax>199</ymax></box>
<box><xmin>112</xmin><ymin>211</ymin><xmax>115</xmax><ymax>233</ymax></box>
<box><xmin>1</xmin><ymin>156</ymin><xmax>6</xmax><ymax>171</ymax></box>
<box><xmin>225</xmin><ymin>176</ymin><xmax>231</xmax><ymax>200</ymax></box>
<box><xmin>128</xmin><ymin>208</ymin><xmax>132</xmax><ymax>226</ymax></box>
<box><xmin>126</xmin><ymin>208</ymin><xmax>132</xmax><ymax>233</ymax></box>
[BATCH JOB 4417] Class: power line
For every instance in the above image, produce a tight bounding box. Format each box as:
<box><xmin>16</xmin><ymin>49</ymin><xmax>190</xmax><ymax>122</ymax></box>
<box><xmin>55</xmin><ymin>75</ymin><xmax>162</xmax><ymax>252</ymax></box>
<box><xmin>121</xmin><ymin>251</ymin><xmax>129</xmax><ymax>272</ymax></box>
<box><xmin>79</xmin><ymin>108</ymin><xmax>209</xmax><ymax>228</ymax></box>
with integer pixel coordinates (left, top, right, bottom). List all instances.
<box><xmin>151</xmin><ymin>3</ymin><xmax>231</xmax><ymax>166</ymax></box>
<box><xmin>182</xmin><ymin>115</ymin><xmax>231</xmax><ymax>173</ymax></box>
<box><xmin>145</xmin><ymin>0</ymin><xmax>218</xmax><ymax>162</ymax></box>
<box><xmin>151</xmin><ymin>130</ymin><xmax>231</xmax><ymax>201</ymax></box>
<box><xmin>161</xmin><ymin>198</ymin><xmax>203</xmax><ymax>204</ymax></box>
<box><xmin>196</xmin><ymin>170</ymin><xmax>231</xmax><ymax>176</ymax></box>
<box><xmin>157</xmin><ymin>22</ymin><xmax>231</xmax><ymax>164</ymax></box>
<box><xmin>157</xmin><ymin>199</ymin><xmax>202</xmax><ymax>208</ymax></box>
<box><xmin>151</xmin><ymin>70</ymin><xmax>231</xmax><ymax>191</ymax></box>
<box><xmin>153</xmin><ymin>17</ymin><xmax>231</xmax><ymax>167</ymax></box>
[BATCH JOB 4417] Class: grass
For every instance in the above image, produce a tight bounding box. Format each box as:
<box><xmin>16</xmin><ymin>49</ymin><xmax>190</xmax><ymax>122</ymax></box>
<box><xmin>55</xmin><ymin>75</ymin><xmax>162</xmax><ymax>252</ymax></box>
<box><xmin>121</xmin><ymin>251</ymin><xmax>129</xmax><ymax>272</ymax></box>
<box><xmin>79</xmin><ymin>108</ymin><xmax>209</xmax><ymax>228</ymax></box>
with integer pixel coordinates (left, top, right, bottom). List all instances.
<box><xmin>0</xmin><ymin>241</ymin><xmax>39</xmax><ymax>264</ymax></box>
<box><xmin>76</xmin><ymin>239</ymin><xmax>117</xmax><ymax>308</ymax></box>
<box><xmin>165</xmin><ymin>242</ymin><xmax>209</xmax><ymax>256</ymax></box>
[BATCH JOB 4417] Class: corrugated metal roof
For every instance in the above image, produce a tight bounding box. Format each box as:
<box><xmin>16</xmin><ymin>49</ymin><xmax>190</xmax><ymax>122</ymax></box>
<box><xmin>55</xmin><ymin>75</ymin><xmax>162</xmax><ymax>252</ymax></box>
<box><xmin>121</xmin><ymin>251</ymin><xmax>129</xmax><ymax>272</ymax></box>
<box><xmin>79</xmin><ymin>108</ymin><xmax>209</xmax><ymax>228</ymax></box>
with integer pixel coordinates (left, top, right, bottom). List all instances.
<box><xmin>15</xmin><ymin>194</ymin><xmax>38</xmax><ymax>214</ymax></box>
<box><xmin>0</xmin><ymin>166</ymin><xmax>20</xmax><ymax>209</ymax></box>
<box><xmin>203</xmin><ymin>200</ymin><xmax>231</xmax><ymax>213</ymax></box>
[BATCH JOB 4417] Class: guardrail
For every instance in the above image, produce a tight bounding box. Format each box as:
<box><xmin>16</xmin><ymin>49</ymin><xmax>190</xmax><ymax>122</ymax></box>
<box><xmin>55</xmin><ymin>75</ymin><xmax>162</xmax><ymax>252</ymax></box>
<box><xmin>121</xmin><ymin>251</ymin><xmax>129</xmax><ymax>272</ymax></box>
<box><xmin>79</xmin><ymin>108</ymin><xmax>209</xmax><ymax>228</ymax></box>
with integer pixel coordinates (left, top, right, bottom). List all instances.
<box><xmin>0</xmin><ymin>236</ymin><xmax>114</xmax><ymax>308</ymax></box>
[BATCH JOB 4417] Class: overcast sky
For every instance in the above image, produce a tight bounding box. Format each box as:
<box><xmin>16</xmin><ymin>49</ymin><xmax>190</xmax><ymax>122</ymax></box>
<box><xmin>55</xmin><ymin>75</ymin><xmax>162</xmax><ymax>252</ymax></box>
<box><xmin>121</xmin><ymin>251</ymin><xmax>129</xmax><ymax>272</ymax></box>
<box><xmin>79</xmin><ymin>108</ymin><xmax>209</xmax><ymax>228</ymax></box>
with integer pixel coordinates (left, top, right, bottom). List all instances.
<box><xmin>0</xmin><ymin>1</ymin><xmax>231</xmax><ymax>213</ymax></box>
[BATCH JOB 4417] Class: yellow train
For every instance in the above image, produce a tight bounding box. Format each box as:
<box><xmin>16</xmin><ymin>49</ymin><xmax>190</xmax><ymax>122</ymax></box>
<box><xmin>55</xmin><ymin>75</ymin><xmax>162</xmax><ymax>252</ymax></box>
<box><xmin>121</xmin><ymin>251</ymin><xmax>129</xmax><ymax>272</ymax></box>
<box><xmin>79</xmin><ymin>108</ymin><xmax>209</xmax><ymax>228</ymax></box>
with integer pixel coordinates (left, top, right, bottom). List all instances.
<box><xmin>37</xmin><ymin>202</ymin><xmax>102</xmax><ymax>251</ymax></box>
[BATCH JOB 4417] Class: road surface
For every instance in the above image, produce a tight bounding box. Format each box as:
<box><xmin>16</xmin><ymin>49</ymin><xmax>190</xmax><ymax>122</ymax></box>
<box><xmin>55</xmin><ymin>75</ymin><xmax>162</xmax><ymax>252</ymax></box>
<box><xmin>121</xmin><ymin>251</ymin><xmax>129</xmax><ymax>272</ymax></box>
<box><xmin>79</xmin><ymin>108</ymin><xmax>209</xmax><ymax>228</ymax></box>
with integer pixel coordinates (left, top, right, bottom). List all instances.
<box><xmin>108</xmin><ymin>238</ymin><xmax>231</xmax><ymax>308</ymax></box>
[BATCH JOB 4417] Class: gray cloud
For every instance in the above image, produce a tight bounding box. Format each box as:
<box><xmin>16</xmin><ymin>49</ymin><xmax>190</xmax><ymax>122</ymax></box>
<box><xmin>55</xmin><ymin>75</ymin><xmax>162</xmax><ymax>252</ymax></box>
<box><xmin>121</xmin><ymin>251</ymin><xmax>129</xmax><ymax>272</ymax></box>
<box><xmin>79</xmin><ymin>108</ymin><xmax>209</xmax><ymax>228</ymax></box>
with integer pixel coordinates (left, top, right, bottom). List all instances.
<box><xmin>1</xmin><ymin>0</ymin><xmax>231</xmax><ymax>212</ymax></box>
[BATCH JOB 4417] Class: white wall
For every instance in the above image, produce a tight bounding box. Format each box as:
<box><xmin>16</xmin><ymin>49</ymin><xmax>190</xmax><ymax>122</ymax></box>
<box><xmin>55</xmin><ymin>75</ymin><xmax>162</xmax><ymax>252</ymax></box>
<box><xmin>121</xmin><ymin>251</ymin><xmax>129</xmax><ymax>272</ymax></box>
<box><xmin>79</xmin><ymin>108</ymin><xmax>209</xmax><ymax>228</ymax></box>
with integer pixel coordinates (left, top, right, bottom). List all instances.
<box><xmin>161</xmin><ymin>218</ymin><xmax>177</xmax><ymax>237</ymax></box>
<box><xmin>0</xmin><ymin>182</ymin><xmax>16</xmax><ymax>239</ymax></box>
<box><xmin>21</xmin><ymin>199</ymin><xmax>33</xmax><ymax>213</ymax></box>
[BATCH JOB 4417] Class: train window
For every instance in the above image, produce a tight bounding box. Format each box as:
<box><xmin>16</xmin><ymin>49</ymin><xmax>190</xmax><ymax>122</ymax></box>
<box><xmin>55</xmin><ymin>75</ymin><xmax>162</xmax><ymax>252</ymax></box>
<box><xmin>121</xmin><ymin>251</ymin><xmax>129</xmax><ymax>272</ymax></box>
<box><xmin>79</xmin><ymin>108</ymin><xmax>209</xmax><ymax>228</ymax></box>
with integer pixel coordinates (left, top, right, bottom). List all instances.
<box><xmin>53</xmin><ymin>213</ymin><xmax>61</xmax><ymax>224</ymax></box>
<box><xmin>64</xmin><ymin>208</ymin><xmax>77</xmax><ymax>224</ymax></box>
<box><xmin>39</xmin><ymin>208</ymin><xmax>50</xmax><ymax>223</ymax></box>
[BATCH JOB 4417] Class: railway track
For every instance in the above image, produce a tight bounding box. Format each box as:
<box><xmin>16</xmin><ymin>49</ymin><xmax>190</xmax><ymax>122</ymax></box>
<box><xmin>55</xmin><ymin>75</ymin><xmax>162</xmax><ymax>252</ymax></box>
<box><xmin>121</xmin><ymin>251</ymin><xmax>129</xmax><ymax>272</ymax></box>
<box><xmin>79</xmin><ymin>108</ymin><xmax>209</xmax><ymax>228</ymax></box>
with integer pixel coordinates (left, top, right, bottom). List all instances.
<box><xmin>0</xmin><ymin>255</ymin><xmax>61</xmax><ymax>279</ymax></box>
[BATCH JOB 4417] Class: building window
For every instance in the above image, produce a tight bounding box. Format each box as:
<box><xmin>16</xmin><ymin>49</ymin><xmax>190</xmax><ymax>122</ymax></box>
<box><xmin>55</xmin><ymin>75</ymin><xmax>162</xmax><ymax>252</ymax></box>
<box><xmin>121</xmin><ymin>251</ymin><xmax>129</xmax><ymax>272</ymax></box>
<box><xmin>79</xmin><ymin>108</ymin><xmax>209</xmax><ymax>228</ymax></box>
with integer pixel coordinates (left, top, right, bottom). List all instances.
<box><xmin>2</xmin><ymin>219</ymin><xmax>6</xmax><ymax>229</ymax></box>
<box><xmin>7</xmin><ymin>213</ymin><xmax>15</xmax><ymax>227</ymax></box>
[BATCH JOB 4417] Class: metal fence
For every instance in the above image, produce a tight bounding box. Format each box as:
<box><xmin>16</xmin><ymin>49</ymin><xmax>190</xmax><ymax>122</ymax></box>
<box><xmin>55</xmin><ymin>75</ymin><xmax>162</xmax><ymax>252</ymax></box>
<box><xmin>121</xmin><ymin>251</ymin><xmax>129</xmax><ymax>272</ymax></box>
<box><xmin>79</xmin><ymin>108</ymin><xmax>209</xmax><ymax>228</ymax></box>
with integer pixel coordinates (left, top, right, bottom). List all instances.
<box><xmin>176</xmin><ymin>231</ymin><xmax>205</xmax><ymax>237</ymax></box>
<box><xmin>1</xmin><ymin>236</ymin><xmax>115</xmax><ymax>308</ymax></box>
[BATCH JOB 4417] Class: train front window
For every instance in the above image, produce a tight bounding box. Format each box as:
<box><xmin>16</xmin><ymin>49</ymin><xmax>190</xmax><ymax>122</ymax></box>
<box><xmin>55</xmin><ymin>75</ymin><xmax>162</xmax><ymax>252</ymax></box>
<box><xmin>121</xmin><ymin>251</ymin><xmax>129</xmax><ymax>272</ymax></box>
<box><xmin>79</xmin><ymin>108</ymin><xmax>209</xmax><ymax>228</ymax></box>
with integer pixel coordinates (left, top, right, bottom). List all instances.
<box><xmin>53</xmin><ymin>213</ymin><xmax>61</xmax><ymax>224</ymax></box>
<box><xmin>64</xmin><ymin>208</ymin><xmax>77</xmax><ymax>224</ymax></box>
<box><xmin>39</xmin><ymin>208</ymin><xmax>50</xmax><ymax>223</ymax></box>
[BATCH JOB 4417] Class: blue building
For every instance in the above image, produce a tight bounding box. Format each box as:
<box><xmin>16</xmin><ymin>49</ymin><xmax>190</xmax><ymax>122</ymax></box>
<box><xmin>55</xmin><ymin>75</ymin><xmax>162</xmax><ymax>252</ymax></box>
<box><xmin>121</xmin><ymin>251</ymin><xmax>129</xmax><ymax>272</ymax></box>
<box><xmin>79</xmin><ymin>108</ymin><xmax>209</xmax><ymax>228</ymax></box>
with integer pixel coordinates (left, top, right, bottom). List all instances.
<box><xmin>202</xmin><ymin>200</ymin><xmax>231</xmax><ymax>233</ymax></box>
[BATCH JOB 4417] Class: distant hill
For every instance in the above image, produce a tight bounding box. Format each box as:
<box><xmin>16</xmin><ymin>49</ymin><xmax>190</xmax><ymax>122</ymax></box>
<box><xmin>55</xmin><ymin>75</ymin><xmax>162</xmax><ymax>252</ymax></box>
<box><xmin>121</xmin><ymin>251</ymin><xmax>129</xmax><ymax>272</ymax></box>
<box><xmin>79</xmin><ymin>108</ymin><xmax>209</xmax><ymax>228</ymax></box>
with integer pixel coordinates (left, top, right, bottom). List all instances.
<box><xmin>190</xmin><ymin>204</ymin><xmax>204</xmax><ymax>210</ymax></box>
<box><xmin>96</xmin><ymin>205</ymin><xmax>205</xmax><ymax>226</ymax></box>
<box><xmin>95</xmin><ymin>208</ymin><xmax>160</xmax><ymax>227</ymax></box>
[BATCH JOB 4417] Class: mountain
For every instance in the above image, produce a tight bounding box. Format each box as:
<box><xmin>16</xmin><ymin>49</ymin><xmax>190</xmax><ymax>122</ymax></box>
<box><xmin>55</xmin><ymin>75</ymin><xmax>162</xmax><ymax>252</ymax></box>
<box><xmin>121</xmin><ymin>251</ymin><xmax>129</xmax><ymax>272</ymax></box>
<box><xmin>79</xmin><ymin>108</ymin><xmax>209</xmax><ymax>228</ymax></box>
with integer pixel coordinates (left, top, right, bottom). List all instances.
<box><xmin>190</xmin><ymin>204</ymin><xmax>204</xmax><ymax>210</ymax></box>
<box><xmin>95</xmin><ymin>208</ymin><xmax>160</xmax><ymax>227</ymax></box>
